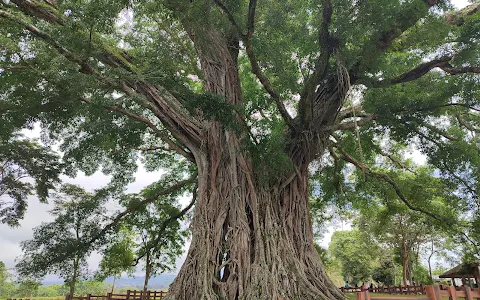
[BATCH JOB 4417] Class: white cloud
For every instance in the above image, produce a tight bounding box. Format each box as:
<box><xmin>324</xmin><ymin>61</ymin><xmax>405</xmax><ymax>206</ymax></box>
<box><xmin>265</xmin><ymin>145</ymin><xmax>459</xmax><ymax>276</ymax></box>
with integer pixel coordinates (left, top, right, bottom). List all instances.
<box><xmin>452</xmin><ymin>0</ymin><xmax>470</xmax><ymax>9</ymax></box>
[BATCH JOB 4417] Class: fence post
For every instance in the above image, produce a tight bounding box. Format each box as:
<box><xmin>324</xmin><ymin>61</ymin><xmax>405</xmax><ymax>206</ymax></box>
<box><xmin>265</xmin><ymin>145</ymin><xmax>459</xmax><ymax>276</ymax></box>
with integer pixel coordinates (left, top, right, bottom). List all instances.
<box><xmin>65</xmin><ymin>295</ymin><xmax>70</xmax><ymax>300</ymax></box>
<box><xmin>364</xmin><ymin>290</ymin><xmax>371</xmax><ymax>300</ymax></box>
<box><xmin>107</xmin><ymin>293</ymin><xmax>112</xmax><ymax>300</ymax></box>
<box><xmin>86</xmin><ymin>294</ymin><xmax>91</xmax><ymax>300</ymax></box>
<box><xmin>464</xmin><ymin>285</ymin><xmax>473</xmax><ymax>300</ymax></box>
<box><xmin>341</xmin><ymin>287</ymin><xmax>344</xmax><ymax>293</ymax></box>
<box><xmin>447</xmin><ymin>285</ymin><xmax>457</xmax><ymax>300</ymax></box>
<box><xmin>355</xmin><ymin>291</ymin><xmax>364</xmax><ymax>300</ymax></box>
<box><xmin>126</xmin><ymin>290</ymin><xmax>130</xmax><ymax>300</ymax></box>
<box><xmin>434</xmin><ymin>285</ymin><xmax>442</xmax><ymax>300</ymax></box>
<box><xmin>425</xmin><ymin>286</ymin><xmax>437</xmax><ymax>300</ymax></box>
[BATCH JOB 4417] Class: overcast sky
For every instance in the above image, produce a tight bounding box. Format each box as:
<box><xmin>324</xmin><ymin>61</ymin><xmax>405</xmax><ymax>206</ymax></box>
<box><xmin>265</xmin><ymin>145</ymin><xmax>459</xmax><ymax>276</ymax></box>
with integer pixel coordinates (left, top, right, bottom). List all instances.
<box><xmin>0</xmin><ymin>0</ymin><xmax>470</xmax><ymax>281</ymax></box>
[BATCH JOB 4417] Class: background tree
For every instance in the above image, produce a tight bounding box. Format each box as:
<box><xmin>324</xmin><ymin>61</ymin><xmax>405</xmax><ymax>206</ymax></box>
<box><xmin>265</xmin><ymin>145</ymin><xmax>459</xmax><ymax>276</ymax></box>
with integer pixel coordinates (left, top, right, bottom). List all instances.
<box><xmin>314</xmin><ymin>244</ymin><xmax>344</xmax><ymax>287</ymax></box>
<box><xmin>120</xmin><ymin>180</ymin><xmax>189</xmax><ymax>292</ymax></box>
<box><xmin>0</xmin><ymin>261</ymin><xmax>15</xmax><ymax>299</ymax></box>
<box><xmin>16</xmin><ymin>184</ymin><xmax>106</xmax><ymax>299</ymax></box>
<box><xmin>372</xmin><ymin>259</ymin><xmax>396</xmax><ymax>286</ymax></box>
<box><xmin>352</xmin><ymin>167</ymin><xmax>463</xmax><ymax>285</ymax></box>
<box><xmin>15</xmin><ymin>280</ymin><xmax>41</xmax><ymax>298</ymax></box>
<box><xmin>329</xmin><ymin>230</ymin><xmax>381</xmax><ymax>284</ymax></box>
<box><xmin>0</xmin><ymin>135</ymin><xmax>62</xmax><ymax>226</ymax></box>
<box><xmin>1</xmin><ymin>0</ymin><xmax>480</xmax><ymax>298</ymax></box>
<box><xmin>95</xmin><ymin>227</ymin><xmax>136</xmax><ymax>293</ymax></box>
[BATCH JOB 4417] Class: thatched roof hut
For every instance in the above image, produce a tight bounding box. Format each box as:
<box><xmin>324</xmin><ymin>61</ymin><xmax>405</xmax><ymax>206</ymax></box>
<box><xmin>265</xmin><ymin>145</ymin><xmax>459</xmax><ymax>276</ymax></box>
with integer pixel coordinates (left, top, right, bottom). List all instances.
<box><xmin>439</xmin><ymin>261</ymin><xmax>480</xmax><ymax>286</ymax></box>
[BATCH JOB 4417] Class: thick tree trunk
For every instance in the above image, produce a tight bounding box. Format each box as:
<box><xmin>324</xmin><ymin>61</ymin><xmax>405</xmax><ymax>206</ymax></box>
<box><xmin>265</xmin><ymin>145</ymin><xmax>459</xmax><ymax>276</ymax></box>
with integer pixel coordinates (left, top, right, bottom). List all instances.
<box><xmin>165</xmin><ymin>30</ymin><xmax>344</xmax><ymax>300</ymax></box>
<box><xmin>167</xmin><ymin>149</ymin><xmax>343</xmax><ymax>299</ymax></box>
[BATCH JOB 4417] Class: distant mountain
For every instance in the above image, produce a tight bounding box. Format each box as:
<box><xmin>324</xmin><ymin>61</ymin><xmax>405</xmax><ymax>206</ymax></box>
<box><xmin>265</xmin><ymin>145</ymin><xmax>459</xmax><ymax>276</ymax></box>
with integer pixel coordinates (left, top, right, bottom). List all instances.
<box><xmin>41</xmin><ymin>274</ymin><xmax>176</xmax><ymax>290</ymax></box>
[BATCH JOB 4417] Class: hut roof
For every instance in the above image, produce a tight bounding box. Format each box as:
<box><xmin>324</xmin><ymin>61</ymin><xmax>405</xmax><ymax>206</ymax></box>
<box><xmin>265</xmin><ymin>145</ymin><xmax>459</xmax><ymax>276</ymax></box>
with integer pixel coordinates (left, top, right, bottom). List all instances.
<box><xmin>439</xmin><ymin>261</ymin><xmax>480</xmax><ymax>278</ymax></box>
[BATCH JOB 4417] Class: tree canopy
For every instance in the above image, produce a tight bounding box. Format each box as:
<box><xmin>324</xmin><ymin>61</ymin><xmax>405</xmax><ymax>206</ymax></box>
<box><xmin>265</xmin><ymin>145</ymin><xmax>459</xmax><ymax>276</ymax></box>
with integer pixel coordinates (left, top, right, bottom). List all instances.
<box><xmin>1</xmin><ymin>0</ymin><xmax>479</xmax><ymax>299</ymax></box>
<box><xmin>16</xmin><ymin>184</ymin><xmax>107</xmax><ymax>298</ymax></box>
<box><xmin>0</xmin><ymin>135</ymin><xmax>62</xmax><ymax>226</ymax></box>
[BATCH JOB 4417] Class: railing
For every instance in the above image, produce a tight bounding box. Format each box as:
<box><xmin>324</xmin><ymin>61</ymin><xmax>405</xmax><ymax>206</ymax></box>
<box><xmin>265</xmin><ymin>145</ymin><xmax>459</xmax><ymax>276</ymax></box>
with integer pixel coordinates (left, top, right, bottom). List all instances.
<box><xmin>341</xmin><ymin>285</ymin><xmax>425</xmax><ymax>294</ymax></box>
<box><xmin>355</xmin><ymin>285</ymin><xmax>480</xmax><ymax>300</ymax></box>
<box><xmin>65</xmin><ymin>290</ymin><xmax>167</xmax><ymax>300</ymax></box>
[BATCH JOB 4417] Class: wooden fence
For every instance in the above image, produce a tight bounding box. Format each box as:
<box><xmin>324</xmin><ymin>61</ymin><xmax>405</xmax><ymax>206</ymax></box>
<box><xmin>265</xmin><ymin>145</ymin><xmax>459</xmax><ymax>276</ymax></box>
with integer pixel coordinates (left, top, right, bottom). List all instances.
<box><xmin>355</xmin><ymin>285</ymin><xmax>480</xmax><ymax>300</ymax></box>
<box><xmin>65</xmin><ymin>290</ymin><xmax>167</xmax><ymax>300</ymax></box>
<box><xmin>7</xmin><ymin>291</ymin><xmax>167</xmax><ymax>300</ymax></box>
<box><xmin>341</xmin><ymin>285</ymin><xmax>425</xmax><ymax>294</ymax></box>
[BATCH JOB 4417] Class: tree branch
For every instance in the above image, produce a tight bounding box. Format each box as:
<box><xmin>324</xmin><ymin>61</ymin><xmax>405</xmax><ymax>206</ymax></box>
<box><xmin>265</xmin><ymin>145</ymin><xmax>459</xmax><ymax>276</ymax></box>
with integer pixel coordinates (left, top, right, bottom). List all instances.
<box><xmin>351</xmin><ymin>0</ymin><xmax>440</xmax><ymax>80</ymax></box>
<box><xmin>337</xmin><ymin>105</ymin><xmax>364</xmax><ymax>120</ymax></box>
<box><xmin>300</xmin><ymin>0</ymin><xmax>332</xmax><ymax>104</ymax></box>
<box><xmin>126</xmin><ymin>145</ymin><xmax>170</xmax><ymax>152</ymax></box>
<box><xmin>440</xmin><ymin>64</ymin><xmax>480</xmax><ymax>75</ymax></box>
<box><xmin>376</xmin><ymin>0</ymin><xmax>439</xmax><ymax>52</ymax></box>
<box><xmin>212</xmin><ymin>0</ymin><xmax>243</xmax><ymax>36</ymax></box>
<box><xmin>456</xmin><ymin>114</ymin><xmax>480</xmax><ymax>133</ymax></box>
<box><xmin>361</xmin><ymin>56</ymin><xmax>480</xmax><ymax>87</ymax></box>
<box><xmin>334</xmin><ymin>146</ymin><xmax>450</xmax><ymax>225</ymax></box>
<box><xmin>246</xmin><ymin>0</ymin><xmax>256</xmax><ymax>39</ymax></box>
<box><xmin>421</xmin><ymin>122</ymin><xmax>459</xmax><ymax>142</ymax></box>
<box><xmin>131</xmin><ymin>182</ymin><xmax>198</xmax><ymax>265</ymax></box>
<box><xmin>391</xmin><ymin>103</ymin><xmax>480</xmax><ymax>115</ymax></box>
<box><xmin>44</xmin><ymin>175</ymin><xmax>197</xmax><ymax>266</ymax></box>
<box><xmin>243</xmin><ymin>0</ymin><xmax>295</xmax><ymax>130</ymax></box>
<box><xmin>378</xmin><ymin>150</ymin><xmax>416</xmax><ymax>173</ymax></box>
<box><xmin>2</xmin><ymin>8</ymin><xmax>203</xmax><ymax>156</ymax></box>
<box><xmin>446</xmin><ymin>3</ymin><xmax>480</xmax><ymax>26</ymax></box>
<box><xmin>79</xmin><ymin>98</ymin><xmax>194</xmax><ymax>162</ymax></box>
<box><xmin>325</xmin><ymin>114</ymin><xmax>376</xmax><ymax>131</ymax></box>
<box><xmin>0</xmin><ymin>65</ymin><xmax>30</xmax><ymax>70</ymax></box>
<box><xmin>10</xmin><ymin>0</ymin><xmax>63</xmax><ymax>24</ymax></box>
<box><xmin>0</xmin><ymin>9</ymin><xmax>101</xmax><ymax>77</ymax></box>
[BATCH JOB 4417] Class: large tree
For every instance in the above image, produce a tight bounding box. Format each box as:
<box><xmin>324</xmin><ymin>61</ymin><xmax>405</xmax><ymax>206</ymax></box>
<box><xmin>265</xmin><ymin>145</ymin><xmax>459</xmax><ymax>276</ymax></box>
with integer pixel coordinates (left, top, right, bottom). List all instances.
<box><xmin>1</xmin><ymin>0</ymin><xmax>479</xmax><ymax>299</ymax></box>
<box><xmin>16</xmin><ymin>184</ymin><xmax>106</xmax><ymax>299</ymax></box>
<box><xmin>329</xmin><ymin>230</ymin><xmax>381</xmax><ymax>284</ymax></box>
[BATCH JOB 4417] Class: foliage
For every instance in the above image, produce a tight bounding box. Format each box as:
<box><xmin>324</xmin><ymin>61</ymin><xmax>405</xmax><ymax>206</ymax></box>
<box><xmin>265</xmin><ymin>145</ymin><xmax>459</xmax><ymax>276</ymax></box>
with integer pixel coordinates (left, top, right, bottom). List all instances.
<box><xmin>350</xmin><ymin>166</ymin><xmax>464</xmax><ymax>285</ymax></box>
<box><xmin>73</xmin><ymin>280</ymin><xmax>109</xmax><ymax>296</ymax></box>
<box><xmin>119</xmin><ymin>180</ymin><xmax>189</xmax><ymax>288</ymax></box>
<box><xmin>15</xmin><ymin>280</ymin><xmax>41</xmax><ymax>298</ymax></box>
<box><xmin>314</xmin><ymin>243</ymin><xmax>330</xmax><ymax>265</ymax></box>
<box><xmin>0</xmin><ymin>261</ymin><xmax>15</xmax><ymax>299</ymax></box>
<box><xmin>2</xmin><ymin>0</ymin><xmax>480</xmax><ymax>298</ymax></box>
<box><xmin>315</xmin><ymin>244</ymin><xmax>345</xmax><ymax>287</ymax></box>
<box><xmin>0</xmin><ymin>135</ymin><xmax>62</xmax><ymax>226</ymax></box>
<box><xmin>372</xmin><ymin>259</ymin><xmax>396</xmax><ymax>286</ymax></box>
<box><xmin>95</xmin><ymin>227</ymin><xmax>136</xmax><ymax>281</ymax></box>
<box><xmin>15</xmin><ymin>280</ymin><xmax>108</xmax><ymax>298</ymax></box>
<box><xmin>412</xmin><ymin>264</ymin><xmax>432</xmax><ymax>285</ymax></box>
<box><xmin>16</xmin><ymin>184</ymin><xmax>107</xmax><ymax>296</ymax></box>
<box><xmin>329</xmin><ymin>230</ymin><xmax>381</xmax><ymax>284</ymax></box>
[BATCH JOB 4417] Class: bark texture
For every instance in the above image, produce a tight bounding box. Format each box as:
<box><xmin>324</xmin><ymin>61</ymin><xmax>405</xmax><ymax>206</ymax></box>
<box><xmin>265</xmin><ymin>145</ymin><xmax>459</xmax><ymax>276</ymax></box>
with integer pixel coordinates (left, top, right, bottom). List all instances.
<box><xmin>165</xmin><ymin>31</ymin><xmax>346</xmax><ymax>300</ymax></box>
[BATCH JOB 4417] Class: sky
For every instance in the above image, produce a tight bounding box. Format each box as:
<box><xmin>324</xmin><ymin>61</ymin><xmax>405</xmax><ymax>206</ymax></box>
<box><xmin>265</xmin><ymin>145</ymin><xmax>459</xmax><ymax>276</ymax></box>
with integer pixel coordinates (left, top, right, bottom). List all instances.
<box><xmin>0</xmin><ymin>0</ymin><xmax>471</xmax><ymax>282</ymax></box>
